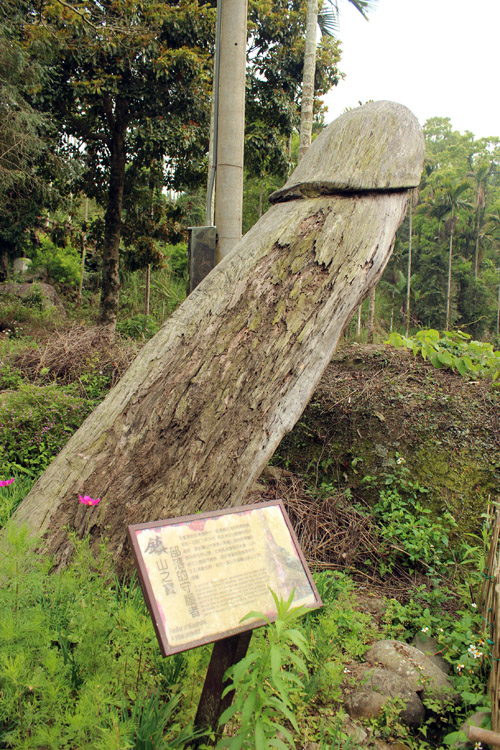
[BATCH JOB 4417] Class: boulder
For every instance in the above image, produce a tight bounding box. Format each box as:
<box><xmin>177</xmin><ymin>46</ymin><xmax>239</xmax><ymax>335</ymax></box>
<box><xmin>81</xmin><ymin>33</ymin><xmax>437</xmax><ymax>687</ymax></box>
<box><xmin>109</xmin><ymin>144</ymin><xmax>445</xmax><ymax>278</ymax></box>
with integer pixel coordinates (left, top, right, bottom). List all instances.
<box><xmin>0</xmin><ymin>282</ymin><xmax>64</xmax><ymax>310</ymax></box>
<box><xmin>345</xmin><ymin>667</ymin><xmax>424</xmax><ymax>727</ymax></box>
<box><xmin>365</xmin><ymin>640</ymin><xmax>459</xmax><ymax>706</ymax></box>
<box><xmin>412</xmin><ymin>632</ymin><xmax>450</xmax><ymax>674</ymax></box>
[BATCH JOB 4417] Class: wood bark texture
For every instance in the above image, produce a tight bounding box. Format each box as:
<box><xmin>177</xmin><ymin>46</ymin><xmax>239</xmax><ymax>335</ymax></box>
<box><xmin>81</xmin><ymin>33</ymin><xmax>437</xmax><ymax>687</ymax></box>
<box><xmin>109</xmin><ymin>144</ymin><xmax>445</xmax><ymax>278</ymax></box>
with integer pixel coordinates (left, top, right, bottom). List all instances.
<box><xmin>297</xmin><ymin>0</ymin><xmax>318</xmax><ymax>164</ymax></box>
<box><xmin>10</xmin><ymin>101</ymin><xmax>424</xmax><ymax>573</ymax></box>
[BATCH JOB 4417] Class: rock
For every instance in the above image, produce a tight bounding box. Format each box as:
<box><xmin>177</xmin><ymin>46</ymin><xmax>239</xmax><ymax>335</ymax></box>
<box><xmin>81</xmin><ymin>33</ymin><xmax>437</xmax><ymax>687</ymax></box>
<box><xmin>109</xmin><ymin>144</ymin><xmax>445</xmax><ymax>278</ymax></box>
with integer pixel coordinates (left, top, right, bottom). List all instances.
<box><xmin>365</xmin><ymin>640</ymin><xmax>459</xmax><ymax>706</ymax></box>
<box><xmin>0</xmin><ymin>282</ymin><xmax>64</xmax><ymax>310</ymax></box>
<box><xmin>354</xmin><ymin>591</ymin><xmax>386</xmax><ymax>616</ymax></box>
<box><xmin>345</xmin><ymin>690</ymin><xmax>387</xmax><ymax>720</ymax></box>
<box><xmin>345</xmin><ymin>667</ymin><xmax>424</xmax><ymax>727</ymax></box>
<box><xmin>13</xmin><ymin>257</ymin><xmax>32</xmax><ymax>273</ymax></box>
<box><xmin>342</xmin><ymin>716</ymin><xmax>368</xmax><ymax>743</ymax></box>
<box><xmin>412</xmin><ymin>632</ymin><xmax>450</xmax><ymax>674</ymax></box>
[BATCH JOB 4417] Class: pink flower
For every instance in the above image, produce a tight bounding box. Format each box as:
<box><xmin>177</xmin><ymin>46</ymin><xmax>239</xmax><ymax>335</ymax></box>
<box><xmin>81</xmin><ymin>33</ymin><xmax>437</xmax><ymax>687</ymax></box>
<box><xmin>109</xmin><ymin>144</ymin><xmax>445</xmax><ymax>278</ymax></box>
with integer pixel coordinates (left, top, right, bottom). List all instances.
<box><xmin>0</xmin><ymin>478</ymin><xmax>15</xmax><ymax>487</ymax></box>
<box><xmin>78</xmin><ymin>494</ymin><xmax>101</xmax><ymax>506</ymax></box>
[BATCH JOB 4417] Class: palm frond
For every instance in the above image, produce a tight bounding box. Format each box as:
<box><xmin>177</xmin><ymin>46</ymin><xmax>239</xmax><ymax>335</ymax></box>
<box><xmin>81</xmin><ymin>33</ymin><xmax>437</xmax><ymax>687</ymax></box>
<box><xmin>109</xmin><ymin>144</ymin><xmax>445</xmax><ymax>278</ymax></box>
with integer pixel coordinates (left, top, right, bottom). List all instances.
<box><xmin>318</xmin><ymin>0</ymin><xmax>378</xmax><ymax>37</ymax></box>
<box><xmin>318</xmin><ymin>6</ymin><xmax>339</xmax><ymax>37</ymax></box>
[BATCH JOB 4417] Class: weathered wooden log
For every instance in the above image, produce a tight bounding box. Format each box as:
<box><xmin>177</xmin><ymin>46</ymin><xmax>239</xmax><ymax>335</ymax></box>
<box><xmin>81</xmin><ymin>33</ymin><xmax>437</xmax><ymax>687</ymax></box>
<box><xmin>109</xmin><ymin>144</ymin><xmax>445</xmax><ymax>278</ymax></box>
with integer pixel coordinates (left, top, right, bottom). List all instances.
<box><xmin>467</xmin><ymin>723</ymin><xmax>500</xmax><ymax>749</ymax></box>
<box><xmin>10</xmin><ymin>101</ymin><xmax>424</xmax><ymax>572</ymax></box>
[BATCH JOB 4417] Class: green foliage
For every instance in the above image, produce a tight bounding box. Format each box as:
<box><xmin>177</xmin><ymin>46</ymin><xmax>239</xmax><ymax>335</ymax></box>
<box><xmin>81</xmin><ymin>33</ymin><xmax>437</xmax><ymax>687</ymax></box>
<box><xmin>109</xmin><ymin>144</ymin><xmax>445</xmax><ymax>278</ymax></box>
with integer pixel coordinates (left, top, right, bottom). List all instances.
<box><xmin>0</xmin><ymin>294</ymin><xmax>64</xmax><ymax>335</ymax></box>
<box><xmin>165</xmin><ymin>242</ymin><xmax>188</xmax><ymax>281</ymax></box>
<box><xmin>0</xmin><ymin>473</ymin><xmax>33</xmax><ymax>527</ymax></box>
<box><xmin>363</xmin><ymin>454</ymin><xmax>459</xmax><ymax>576</ymax></box>
<box><xmin>374</xmin><ymin>118</ymin><xmax>500</xmax><ymax>339</ymax></box>
<box><xmin>117</xmin><ymin>314</ymin><xmax>160</xmax><ymax>341</ymax></box>
<box><xmin>217</xmin><ymin>591</ymin><xmax>310</xmax><ymax>750</ymax></box>
<box><xmin>0</xmin><ymin>362</ymin><xmax>24</xmax><ymax>389</ymax></box>
<box><xmin>386</xmin><ymin>328</ymin><xmax>500</xmax><ymax>382</ymax></box>
<box><xmin>31</xmin><ymin>235</ymin><xmax>81</xmax><ymax>287</ymax></box>
<box><xmin>302</xmin><ymin>572</ymin><xmax>375</xmax><ymax>702</ymax></box>
<box><xmin>0</xmin><ymin>383</ymin><xmax>94</xmax><ymax>477</ymax></box>
<box><xmin>383</xmin><ymin>593</ymin><xmax>489</xmax><ymax>700</ymax></box>
<box><xmin>0</xmin><ymin>528</ymin><xmax>200</xmax><ymax>749</ymax></box>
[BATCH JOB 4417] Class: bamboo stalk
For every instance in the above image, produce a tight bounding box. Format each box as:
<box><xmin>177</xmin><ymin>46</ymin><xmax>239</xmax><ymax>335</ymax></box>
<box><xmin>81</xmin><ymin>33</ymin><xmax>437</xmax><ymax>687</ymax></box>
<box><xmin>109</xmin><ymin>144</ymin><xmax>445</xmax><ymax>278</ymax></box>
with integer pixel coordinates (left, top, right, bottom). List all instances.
<box><xmin>467</xmin><ymin>724</ymin><xmax>500</xmax><ymax>748</ymax></box>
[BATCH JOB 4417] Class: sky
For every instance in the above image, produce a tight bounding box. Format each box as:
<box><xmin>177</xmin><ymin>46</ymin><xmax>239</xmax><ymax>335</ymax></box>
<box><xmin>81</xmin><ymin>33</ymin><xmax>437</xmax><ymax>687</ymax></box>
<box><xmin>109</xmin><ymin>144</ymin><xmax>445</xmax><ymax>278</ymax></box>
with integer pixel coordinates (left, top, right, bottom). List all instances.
<box><xmin>323</xmin><ymin>0</ymin><xmax>500</xmax><ymax>140</ymax></box>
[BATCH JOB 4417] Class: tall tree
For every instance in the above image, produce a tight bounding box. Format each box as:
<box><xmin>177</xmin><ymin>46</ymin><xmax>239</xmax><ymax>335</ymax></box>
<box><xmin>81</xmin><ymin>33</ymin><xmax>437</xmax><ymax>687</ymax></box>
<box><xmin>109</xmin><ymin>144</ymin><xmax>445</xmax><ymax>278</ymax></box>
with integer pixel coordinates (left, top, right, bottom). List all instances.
<box><xmin>246</xmin><ymin>0</ymin><xmax>341</xmax><ymax>176</ymax></box>
<box><xmin>468</xmin><ymin>161</ymin><xmax>495</xmax><ymax>280</ymax></box>
<box><xmin>24</xmin><ymin>0</ymin><xmax>214</xmax><ymax>326</ymax></box>
<box><xmin>424</xmin><ymin>178</ymin><xmax>470</xmax><ymax>330</ymax></box>
<box><xmin>485</xmin><ymin>205</ymin><xmax>500</xmax><ymax>337</ymax></box>
<box><xmin>298</xmin><ymin>0</ymin><xmax>377</xmax><ymax>163</ymax></box>
<box><xmin>0</xmin><ymin>0</ymin><xmax>63</xmax><ymax>275</ymax></box>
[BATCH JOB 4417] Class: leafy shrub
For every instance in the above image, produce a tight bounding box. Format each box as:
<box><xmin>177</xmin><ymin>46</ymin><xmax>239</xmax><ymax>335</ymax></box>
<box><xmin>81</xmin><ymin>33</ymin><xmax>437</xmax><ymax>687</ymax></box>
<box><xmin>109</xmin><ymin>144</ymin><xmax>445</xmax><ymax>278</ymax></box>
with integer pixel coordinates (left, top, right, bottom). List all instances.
<box><xmin>117</xmin><ymin>313</ymin><xmax>159</xmax><ymax>340</ymax></box>
<box><xmin>0</xmin><ymin>383</ymin><xmax>94</xmax><ymax>477</ymax></box>
<box><xmin>31</xmin><ymin>235</ymin><xmax>81</xmax><ymax>287</ymax></box>
<box><xmin>22</xmin><ymin>283</ymin><xmax>45</xmax><ymax>310</ymax></box>
<box><xmin>0</xmin><ymin>363</ymin><xmax>24</xmax><ymax>389</ymax></box>
<box><xmin>363</xmin><ymin>455</ymin><xmax>458</xmax><ymax>576</ymax></box>
<box><xmin>0</xmin><ymin>529</ymin><xmax>198</xmax><ymax>749</ymax></box>
<box><xmin>0</xmin><ymin>474</ymin><xmax>34</xmax><ymax>528</ymax></box>
<box><xmin>218</xmin><ymin>592</ymin><xmax>310</xmax><ymax>750</ymax></box>
<box><xmin>386</xmin><ymin>328</ymin><xmax>500</xmax><ymax>383</ymax></box>
<box><xmin>165</xmin><ymin>242</ymin><xmax>188</xmax><ymax>280</ymax></box>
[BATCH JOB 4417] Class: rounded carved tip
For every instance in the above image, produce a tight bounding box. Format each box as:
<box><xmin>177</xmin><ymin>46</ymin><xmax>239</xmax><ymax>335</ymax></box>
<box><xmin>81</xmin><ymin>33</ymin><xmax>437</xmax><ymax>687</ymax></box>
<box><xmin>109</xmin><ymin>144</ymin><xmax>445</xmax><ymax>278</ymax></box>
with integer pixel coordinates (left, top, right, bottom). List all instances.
<box><xmin>270</xmin><ymin>101</ymin><xmax>425</xmax><ymax>203</ymax></box>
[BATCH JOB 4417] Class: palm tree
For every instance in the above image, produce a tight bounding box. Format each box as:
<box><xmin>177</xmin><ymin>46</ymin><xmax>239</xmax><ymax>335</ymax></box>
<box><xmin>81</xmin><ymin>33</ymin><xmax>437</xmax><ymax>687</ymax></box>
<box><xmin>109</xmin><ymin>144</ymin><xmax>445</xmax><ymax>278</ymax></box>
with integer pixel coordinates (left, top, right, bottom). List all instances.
<box><xmin>485</xmin><ymin>205</ymin><xmax>500</xmax><ymax>337</ymax></box>
<box><xmin>468</xmin><ymin>162</ymin><xmax>495</xmax><ymax>280</ymax></box>
<box><xmin>298</xmin><ymin>0</ymin><xmax>377</xmax><ymax>163</ymax></box>
<box><xmin>427</xmin><ymin>178</ymin><xmax>470</xmax><ymax>330</ymax></box>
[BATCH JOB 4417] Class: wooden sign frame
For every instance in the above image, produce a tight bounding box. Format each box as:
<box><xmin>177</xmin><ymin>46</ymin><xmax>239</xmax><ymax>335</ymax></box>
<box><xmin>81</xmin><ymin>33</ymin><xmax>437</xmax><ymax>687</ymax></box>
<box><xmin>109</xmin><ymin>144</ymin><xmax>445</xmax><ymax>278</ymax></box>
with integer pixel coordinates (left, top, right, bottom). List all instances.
<box><xmin>127</xmin><ymin>499</ymin><xmax>322</xmax><ymax>656</ymax></box>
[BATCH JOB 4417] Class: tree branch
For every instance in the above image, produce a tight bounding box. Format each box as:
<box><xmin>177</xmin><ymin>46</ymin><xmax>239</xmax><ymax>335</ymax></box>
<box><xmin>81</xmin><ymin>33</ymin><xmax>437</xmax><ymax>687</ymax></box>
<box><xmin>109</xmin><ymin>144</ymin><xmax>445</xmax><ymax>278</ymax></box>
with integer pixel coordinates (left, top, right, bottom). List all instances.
<box><xmin>52</xmin><ymin>0</ymin><xmax>97</xmax><ymax>30</ymax></box>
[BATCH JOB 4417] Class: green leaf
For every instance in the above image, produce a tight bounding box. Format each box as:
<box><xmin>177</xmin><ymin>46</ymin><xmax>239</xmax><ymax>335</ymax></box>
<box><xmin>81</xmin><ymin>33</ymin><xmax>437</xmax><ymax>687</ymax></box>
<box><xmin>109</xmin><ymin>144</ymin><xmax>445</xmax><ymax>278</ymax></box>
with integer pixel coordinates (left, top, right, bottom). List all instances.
<box><xmin>254</xmin><ymin>719</ymin><xmax>266</xmax><ymax>750</ymax></box>
<box><xmin>438</xmin><ymin>350</ymin><xmax>454</xmax><ymax>367</ymax></box>
<box><xmin>270</xmin><ymin>644</ymin><xmax>281</xmax><ymax>681</ymax></box>
<box><xmin>218</xmin><ymin>703</ymin><xmax>238</xmax><ymax>727</ymax></box>
<box><xmin>267</xmin><ymin>697</ymin><xmax>298</xmax><ymax>731</ymax></box>
<box><xmin>429</xmin><ymin>352</ymin><xmax>442</xmax><ymax>368</ymax></box>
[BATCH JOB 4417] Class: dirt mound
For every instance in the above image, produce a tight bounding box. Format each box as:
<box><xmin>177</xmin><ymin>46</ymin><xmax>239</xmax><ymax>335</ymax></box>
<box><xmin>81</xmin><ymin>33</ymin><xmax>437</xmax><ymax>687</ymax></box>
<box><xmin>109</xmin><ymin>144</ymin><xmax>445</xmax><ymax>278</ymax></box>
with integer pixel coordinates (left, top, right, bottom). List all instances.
<box><xmin>273</xmin><ymin>343</ymin><xmax>500</xmax><ymax>533</ymax></box>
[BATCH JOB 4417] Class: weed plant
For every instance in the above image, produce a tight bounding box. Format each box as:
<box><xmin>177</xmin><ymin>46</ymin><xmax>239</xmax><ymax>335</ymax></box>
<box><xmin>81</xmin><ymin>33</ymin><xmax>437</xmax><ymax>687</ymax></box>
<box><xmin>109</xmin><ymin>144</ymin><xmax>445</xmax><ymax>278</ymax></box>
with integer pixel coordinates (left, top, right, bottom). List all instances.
<box><xmin>362</xmin><ymin>455</ymin><xmax>459</xmax><ymax>576</ymax></box>
<box><xmin>0</xmin><ymin>474</ymin><xmax>34</xmax><ymax>527</ymax></box>
<box><xmin>0</xmin><ymin>383</ymin><xmax>94</xmax><ymax>478</ymax></box>
<box><xmin>0</xmin><ymin>526</ymin><xmax>206</xmax><ymax>749</ymax></box>
<box><xmin>217</xmin><ymin>592</ymin><xmax>310</xmax><ymax>750</ymax></box>
<box><xmin>387</xmin><ymin>328</ymin><xmax>500</xmax><ymax>383</ymax></box>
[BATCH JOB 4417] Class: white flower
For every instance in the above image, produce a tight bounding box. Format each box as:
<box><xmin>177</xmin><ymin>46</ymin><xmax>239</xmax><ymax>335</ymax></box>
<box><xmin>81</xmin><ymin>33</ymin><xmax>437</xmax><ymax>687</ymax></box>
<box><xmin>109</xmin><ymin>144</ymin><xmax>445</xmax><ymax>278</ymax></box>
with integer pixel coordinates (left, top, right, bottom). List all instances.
<box><xmin>421</xmin><ymin>627</ymin><xmax>429</xmax><ymax>633</ymax></box>
<box><xmin>474</xmin><ymin>742</ymin><xmax>483</xmax><ymax>749</ymax></box>
<box><xmin>471</xmin><ymin>602</ymin><xmax>478</xmax><ymax>608</ymax></box>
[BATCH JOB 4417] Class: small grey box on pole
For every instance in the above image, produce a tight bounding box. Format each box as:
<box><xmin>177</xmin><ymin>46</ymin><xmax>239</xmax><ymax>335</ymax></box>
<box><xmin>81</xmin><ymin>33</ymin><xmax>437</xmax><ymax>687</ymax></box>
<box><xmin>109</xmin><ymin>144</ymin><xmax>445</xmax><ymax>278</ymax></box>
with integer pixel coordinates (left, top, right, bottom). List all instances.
<box><xmin>188</xmin><ymin>226</ymin><xmax>216</xmax><ymax>293</ymax></box>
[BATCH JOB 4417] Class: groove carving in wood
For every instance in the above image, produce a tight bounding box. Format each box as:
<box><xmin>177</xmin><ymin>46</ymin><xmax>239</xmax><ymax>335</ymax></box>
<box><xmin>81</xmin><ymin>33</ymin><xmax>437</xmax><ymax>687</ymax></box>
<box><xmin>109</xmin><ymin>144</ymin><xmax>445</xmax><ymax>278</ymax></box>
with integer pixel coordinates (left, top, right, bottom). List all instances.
<box><xmin>10</xmin><ymin>101</ymin><xmax>425</xmax><ymax>571</ymax></box>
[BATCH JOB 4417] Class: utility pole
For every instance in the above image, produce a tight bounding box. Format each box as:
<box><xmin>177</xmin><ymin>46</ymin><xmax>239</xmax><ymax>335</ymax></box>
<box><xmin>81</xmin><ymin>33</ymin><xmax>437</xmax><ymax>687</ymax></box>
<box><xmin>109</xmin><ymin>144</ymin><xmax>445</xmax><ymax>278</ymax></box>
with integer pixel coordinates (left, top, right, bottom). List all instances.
<box><xmin>214</xmin><ymin>0</ymin><xmax>248</xmax><ymax>263</ymax></box>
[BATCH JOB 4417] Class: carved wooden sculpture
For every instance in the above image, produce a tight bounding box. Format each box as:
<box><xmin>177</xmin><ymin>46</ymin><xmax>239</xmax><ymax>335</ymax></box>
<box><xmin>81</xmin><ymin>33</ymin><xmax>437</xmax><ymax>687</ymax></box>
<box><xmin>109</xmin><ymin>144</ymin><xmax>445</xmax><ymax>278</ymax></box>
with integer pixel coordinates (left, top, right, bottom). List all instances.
<box><xmin>11</xmin><ymin>101</ymin><xmax>424</xmax><ymax>571</ymax></box>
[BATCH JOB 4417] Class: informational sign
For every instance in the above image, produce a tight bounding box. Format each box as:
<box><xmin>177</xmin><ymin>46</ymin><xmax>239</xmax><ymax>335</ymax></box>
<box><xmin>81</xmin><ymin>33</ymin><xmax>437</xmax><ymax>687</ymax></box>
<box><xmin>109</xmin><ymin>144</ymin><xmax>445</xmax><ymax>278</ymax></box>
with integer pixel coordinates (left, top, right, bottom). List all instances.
<box><xmin>128</xmin><ymin>500</ymin><xmax>322</xmax><ymax>655</ymax></box>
